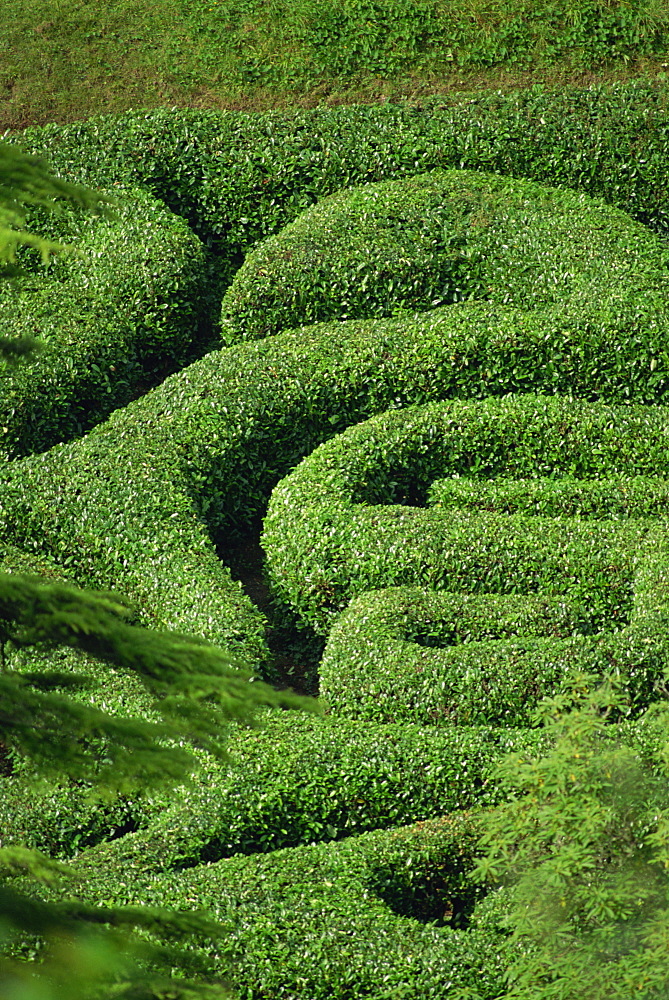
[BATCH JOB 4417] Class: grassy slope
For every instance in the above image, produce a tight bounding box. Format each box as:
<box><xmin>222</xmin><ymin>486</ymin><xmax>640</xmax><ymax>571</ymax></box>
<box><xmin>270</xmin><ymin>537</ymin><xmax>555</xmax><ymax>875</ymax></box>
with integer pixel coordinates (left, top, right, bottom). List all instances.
<box><xmin>2</xmin><ymin>0</ymin><xmax>669</xmax><ymax>132</ymax></box>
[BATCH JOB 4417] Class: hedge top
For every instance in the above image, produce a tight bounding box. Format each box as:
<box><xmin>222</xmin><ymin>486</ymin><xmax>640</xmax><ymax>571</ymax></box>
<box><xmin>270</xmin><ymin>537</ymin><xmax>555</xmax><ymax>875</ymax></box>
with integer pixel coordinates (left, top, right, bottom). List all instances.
<box><xmin>221</xmin><ymin>167</ymin><xmax>669</xmax><ymax>343</ymax></box>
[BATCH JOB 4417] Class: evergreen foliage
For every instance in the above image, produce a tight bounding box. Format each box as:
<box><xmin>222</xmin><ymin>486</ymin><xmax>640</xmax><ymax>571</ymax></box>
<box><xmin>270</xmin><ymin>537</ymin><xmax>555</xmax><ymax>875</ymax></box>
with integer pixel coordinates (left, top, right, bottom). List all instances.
<box><xmin>0</xmin><ymin>141</ymin><xmax>101</xmax><ymax>267</ymax></box>
<box><xmin>455</xmin><ymin>676</ymin><xmax>669</xmax><ymax>1000</ymax></box>
<box><xmin>0</xmin><ymin>141</ymin><xmax>111</xmax><ymax>358</ymax></box>
<box><xmin>0</xmin><ymin>144</ymin><xmax>313</xmax><ymax>1000</ymax></box>
<box><xmin>0</xmin><ymin>571</ymin><xmax>310</xmax><ymax>1000</ymax></box>
<box><xmin>0</xmin><ymin>573</ymin><xmax>309</xmax><ymax>788</ymax></box>
<box><xmin>5</xmin><ymin>84</ymin><xmax>669</xmax><ymax>999</ymax></box>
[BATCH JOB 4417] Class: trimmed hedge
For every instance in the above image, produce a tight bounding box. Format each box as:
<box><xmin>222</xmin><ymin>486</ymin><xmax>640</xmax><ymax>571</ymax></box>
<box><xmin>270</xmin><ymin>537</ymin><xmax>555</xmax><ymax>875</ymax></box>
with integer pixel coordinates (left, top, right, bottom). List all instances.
<box><xmin>220</xmin><ymin>167</ymin><xmax>669</xmax><ymax>343</ymax></box>
<box><xmin>428</xmin><ymin>474</ymin><xmax>669</xmax><ymax>518</ymax></box>
<box><xmin>4</xmin><ymin>89</ymin><xmax>669</xmax><ymax>998</ymax></box>
<box><xmin>319</xmin><ymin>576</ymin><xmax>669</xmax><ymax>726</ymax></box>
<box><xmin>29</xmin><ymin>719</ymin><xmax>669</xmax><ymax>994</ymax></box>
<box><xmin>321</xmin><ymin>587</ymin><xmax>598</xmax><ymax>726</ymax></box>
<box><xmin>0</xmin><ymin>186</ymin><xmax>215</xmax><ymax>459</ymax></box>
<box><xmin>9</xmin><ymin>82</ymin><xmax>669</xmax><ymax>269</ymax></box>
<box><xmin>74</xmin><ymin>713</ymin><xmax>551</xmax><ymax>873</ymax></box>
<box><xmin>30</xmin><ymin>697</ymin><xmax>669</xmax><ymax>868</ymax></box>
<box><xmin>67</xmin><ymin>813</ymin><xmax>510</xmax><ymax>1000</ymax></box>
<box><xmin>6</xmin><ymin>294</ymin><xmax>669</xmax><ymax>668</ymax></box>
<box><xmin>35</xmin><ymin>721</ymin><xmax>669</xmax><ymax>997</ymax></box>
<box><xmin>0</xmin><ymin>540</ymin><xmax>550</xmax><ymax>860</ymax></box>
<box><xmin>263</xmin><ymin>394</ymin><xmax>669</xmax><ymax>634</ymax></box>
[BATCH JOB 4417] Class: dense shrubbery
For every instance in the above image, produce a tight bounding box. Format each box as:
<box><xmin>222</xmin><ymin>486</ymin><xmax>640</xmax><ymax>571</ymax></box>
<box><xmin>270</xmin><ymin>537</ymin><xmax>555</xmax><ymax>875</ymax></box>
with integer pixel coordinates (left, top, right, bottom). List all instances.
<box><xmin>61</xmin><ymin>715</ymin><xmax>548</xmax><ymax>869</ymax></box>
<box><xmin>5</xmin><ymin>85</ymin><xmax>669</xmax><ymax>998</ymax></box>
<box><xmin>263</xmin><ymin>395</ymin><xmax>669</xmax><ymax>628</ymax></box>
<box><xmin>0</xmin><ymin>185</ymin><xmax>214</xmax><ymax>458</ymax></box>
<box><xmin>67</xmin><ymin>812</ymin><xmax>507</xmax><ymax>1000</ymax></box>
<box><xmin>9</xmin><ymin>81</ymin><xmax>669</xmax><ymax>264</ymax></box>
<box><xmin>6</xmin><ymin>290</ymin><xmax>669</xmax><ymax>671</ymax></box>
<box><xmin>221</xmin><ymin>167</ymin><xmax>669</xmax><ymax>342</ymax></box>
<box><xmin>320</xmin><ymin>578</ymin><xmax>669</xmax><ymax>727</ymax></box>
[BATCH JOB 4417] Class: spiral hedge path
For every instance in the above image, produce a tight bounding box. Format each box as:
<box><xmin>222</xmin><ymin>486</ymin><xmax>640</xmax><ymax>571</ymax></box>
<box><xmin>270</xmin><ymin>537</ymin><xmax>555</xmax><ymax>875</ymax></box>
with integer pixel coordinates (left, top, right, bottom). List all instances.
<box><xmin>4</xmin><ymin>87</ymin><xmax>669</xmax><ymax>997</ymax></box>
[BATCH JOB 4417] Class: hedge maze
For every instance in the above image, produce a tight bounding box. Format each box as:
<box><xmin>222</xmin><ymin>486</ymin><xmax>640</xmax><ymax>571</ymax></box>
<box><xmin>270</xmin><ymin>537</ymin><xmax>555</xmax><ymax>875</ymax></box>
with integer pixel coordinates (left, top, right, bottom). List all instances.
<box><xmin>4</xmin><ymin>82</ymin><xmax>669</xmax><ymax>996</ymax></box>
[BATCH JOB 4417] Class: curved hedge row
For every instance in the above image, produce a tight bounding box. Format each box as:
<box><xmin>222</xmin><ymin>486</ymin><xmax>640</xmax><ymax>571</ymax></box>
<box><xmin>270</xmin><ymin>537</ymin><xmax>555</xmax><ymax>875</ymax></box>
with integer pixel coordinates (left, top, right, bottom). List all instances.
<box><xmin>5</xmin><ymin>90</ymin><xmax>669</xmax><ymax>997</ymax></box>
<box><xmin>263</xmin><ymin>395</ymin><xmax>669</xmax><ymax>630</ymax></box>
<box><xmin>0</xmin><ymin>186</ymin><xmax>214</xmax><ymax>459</ymax></box>
<box><xmin>30</xmin><ymin>713</ymin><xmax>669</xmax><ymax>997</ymax></box>
<box><xmin>9</xmin><ymin>82</ymin><xmax>669</xmax><ymax>267</ymax></box>
<box><xmin>11</xmin><ymin>81</ymin><xmax>669</xmax><ymax>240</ymax></box>
<box><xmin>319</xmin><ymin>570</ymin><xmax>669</xmax><ymax>727</ymax></box>
<box><xmin>263</xmin><ymin>396</ymin><xmax>669</xmax><ymax>724</ymax></box>
<box><xmin>64</xmin><ymin>715</ymin><xmax>669</xmax><ymax>1000</ymax></box>
<box><xmin>6</xmin><ymin>289</ymin><xmax>669</xmax><ymax>668</ymax></box>
<box><xmin>221</xmin><ymin>167</ymin><xmax>669</xmax><ymax>343</ymax></box>
<box><xmin>68</xmin><ymin>812</ymin><xmax>510</xmax><ymax>1000</ymax></box>
<box><xmin>428</xmin><ymin>474</ymin><xmax>669</xmax><ymax>518</ymax></box>
<box><xmin>69</xmin><ymin>714</ymin><xmax>549</xmax><ymax>872</ymax></box>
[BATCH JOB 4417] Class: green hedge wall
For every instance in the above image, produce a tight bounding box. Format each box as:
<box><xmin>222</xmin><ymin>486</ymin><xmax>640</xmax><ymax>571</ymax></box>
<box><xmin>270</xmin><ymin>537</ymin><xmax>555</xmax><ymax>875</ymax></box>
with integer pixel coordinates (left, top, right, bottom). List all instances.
<box><xmin>9</xmin><ymin>81</ymin><xmax>669</xmax><ymax>268</ymax></box>
<box><xmin>263</xmin><ymin>395</ymin><xmax>669</xmax><ymax>724</ymax></box>
<box><xmin>319</xmin><ymin>571</ymin><xmax>669</xmax><ymax>727</ymax></box>
<box><xmin>220</xmin><ymin>167</ymin><xmax>669</xmax><ymax>343</ymax></box>
<box><xmin>4</xmin><ymin>88</ymin><xmax>669</xmax><ymax>997</ymax></box>
<box><xmin>0</xmin><ymin>186</ymin><xmax>214</xmax><ymax>459</ymax></box>
<box><xmin>6</xmin><ymin>291</ymin><xmax>669</xmax><ymax>670</ymax></box>
<box><xmin>28</xmin><ymin>717</ymin><xmax>669</xmax><ymax>995</ymax></box>
<box><xmin>0</xmin><ymin>641</ymin><xmax>160</xmax><ymax>856</ymax></box>
<box><xmin>67</xmin><ymin>813</ymin><xmax>510</xmax><ymax>1000</ymax></box>
<box><xmin>0</xmin><ymin>764</ymin><xmax>147</xmax><ymax>861</ymax></box>
<box><xmin>263</xmin><ymin>395</ymin><xmax>669</xmax><ymax>632</ymax></box>
<box><xmin>428</xmin><ymin>474</ymin><xmax>669</xmax><ymax>518</ymax></box>
<box><xmin>72</xmin><ymin>714</ymin><xmax>550</xmax><ymax>872</ymax></box>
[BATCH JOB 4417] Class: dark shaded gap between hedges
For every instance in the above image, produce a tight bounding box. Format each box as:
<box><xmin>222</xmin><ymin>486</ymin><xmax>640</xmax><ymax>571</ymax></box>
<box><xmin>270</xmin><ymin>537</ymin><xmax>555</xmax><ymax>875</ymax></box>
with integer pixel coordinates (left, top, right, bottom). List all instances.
<box><xmin>220</xmin><ymin>521</ymin><xmax>324</xmax><ymax>696</ymax></box>
<box><xmin>371</xmin><ymin>867</ymin><xmax>479</xmax><ymax>929</ymax></box>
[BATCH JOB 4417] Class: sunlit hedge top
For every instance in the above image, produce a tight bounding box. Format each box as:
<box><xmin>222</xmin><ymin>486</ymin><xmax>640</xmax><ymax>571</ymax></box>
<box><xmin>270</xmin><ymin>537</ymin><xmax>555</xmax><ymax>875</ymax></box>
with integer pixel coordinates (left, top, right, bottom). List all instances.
<box><xmin>221</xmin><ymin>168</ymin><xmax>669</xmax><ymax>342</ymax></box>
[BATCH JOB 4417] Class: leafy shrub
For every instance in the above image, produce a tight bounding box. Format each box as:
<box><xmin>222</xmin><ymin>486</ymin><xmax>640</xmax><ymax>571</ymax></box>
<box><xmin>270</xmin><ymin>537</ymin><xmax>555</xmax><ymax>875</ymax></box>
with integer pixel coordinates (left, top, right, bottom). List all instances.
<box><xmin>221</xmin><ymin>167</ymin><xmax>669</xmax><ymax>343</ymax></box>
<box><xmin>320</xmin><ymin>573</ymin><xmax>669</xmax><ymax>727</ymax></box>
<box><xmin>67</xmin><ymin>813</ymin><xmax>509</xmax><ymax>1000</ymax></box>
<box><xmin>428</xmin><ymin>474</ymin><xmax>669</xmax><ymax>518</ymax></box>
<box><xmin>4</xmin><ymin>86</ymin><xmax>669</xmax><ymax>999</ymax></box>
<box><xmin>10</xmin><ymin>81</ymin><xmax>669</xmax><ymax>269</ymax></box>
<box><xmin>0</xmin><ymin>185</ymin><xmax>214</xmax><ymax>458</ymax></box>
<box><xmin>464</xmin><ymin>676</ymin><xmax>669</xmax><ymax>1000</ymax></box>
<box><xmin>6</xmin><ymin>290</ymin><xmax>669</xmax><ymax>669</ymax></box>
<box><xmin>75</xmin><ymin>713</ymin><xmax>551</xmax><ymax>871</ymax></box>
<box><xmin>263</xmin><ymin>394</ymin><xmax>669</xmax><ymax>631</ymax></box>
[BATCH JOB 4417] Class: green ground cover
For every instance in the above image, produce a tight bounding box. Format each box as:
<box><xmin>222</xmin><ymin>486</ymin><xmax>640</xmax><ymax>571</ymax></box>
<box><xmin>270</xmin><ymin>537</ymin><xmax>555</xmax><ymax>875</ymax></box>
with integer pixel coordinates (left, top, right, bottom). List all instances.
<box><xmin>2</xmin><ymin>0</ymin><xmax>669</xmax><ymax>130</ymax></box>
<box><xmin>4</xmin><ymin>13</ymin><xmax>669</xmax><ymax>997</ymax></box>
